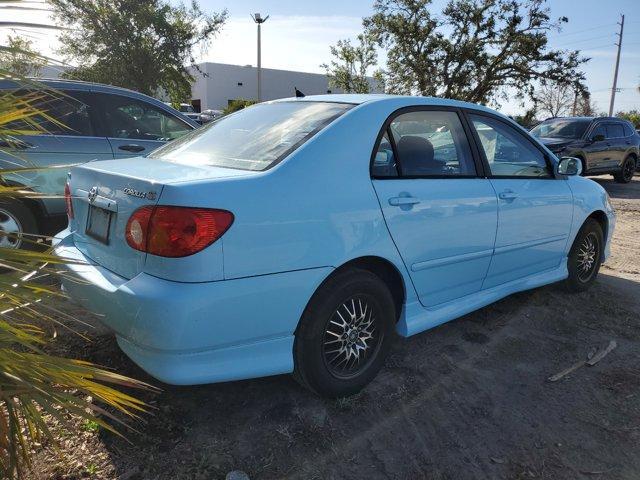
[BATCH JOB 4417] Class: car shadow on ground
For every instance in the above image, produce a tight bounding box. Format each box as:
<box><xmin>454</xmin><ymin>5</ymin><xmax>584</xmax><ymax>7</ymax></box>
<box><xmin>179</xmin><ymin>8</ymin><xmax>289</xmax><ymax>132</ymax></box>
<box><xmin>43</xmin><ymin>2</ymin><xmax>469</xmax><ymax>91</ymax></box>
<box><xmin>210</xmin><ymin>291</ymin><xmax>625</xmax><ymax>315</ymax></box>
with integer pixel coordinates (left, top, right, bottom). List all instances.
<box><xmin>58</xmin><ymin>271</ymin><xmax>639</xmax><ymax>480</ymax></box>
<box><xmin>592</xmin><ymin>173</ymin><xmax>640</xmax><ymax>201</ymax></box>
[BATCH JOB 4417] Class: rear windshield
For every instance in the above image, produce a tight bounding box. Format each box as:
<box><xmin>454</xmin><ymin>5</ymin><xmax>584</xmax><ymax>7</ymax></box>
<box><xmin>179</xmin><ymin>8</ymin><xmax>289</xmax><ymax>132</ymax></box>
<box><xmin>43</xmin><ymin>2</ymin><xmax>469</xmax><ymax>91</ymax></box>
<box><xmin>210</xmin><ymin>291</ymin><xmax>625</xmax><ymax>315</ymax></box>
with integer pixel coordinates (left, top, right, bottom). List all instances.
<box><xmin>149</xmin><ymin>101</ymin><xmax>353</xmax><ymax>171</ymax></box>
<box><xmin>530</xmin><ymin>119</ymin><xmax>591</xmax><ymax>140</ymax></box>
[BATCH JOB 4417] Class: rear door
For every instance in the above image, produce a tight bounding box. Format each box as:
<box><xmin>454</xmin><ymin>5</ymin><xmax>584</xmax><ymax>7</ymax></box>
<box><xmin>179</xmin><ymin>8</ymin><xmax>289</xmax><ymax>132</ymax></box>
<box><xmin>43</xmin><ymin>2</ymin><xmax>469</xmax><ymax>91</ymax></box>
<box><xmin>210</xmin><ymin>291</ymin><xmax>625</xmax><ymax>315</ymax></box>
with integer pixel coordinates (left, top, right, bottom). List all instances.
<box><xmin>0</xmin><ymin>89</ymin><xmax>112</xmax><ymax>216</ymax></box>
<box><xmin>605</xmin><ymin>122</ymin><xmax>627</xmax><ymax>169</ymax></box>
<box><xmin>467</xmin><ymin>112</ymin><xmax>573</xmax><ymax>289</ymax></box>
<box><xmin>584</xmin><ymin>123</ymin><xmax>609</xmax><ymax>171</ymax></box>
<box><xmin>93</xmin><ymin>93</ymin><xmax>194</xmax><ymax>158</ymax></box>
<box><xmin>372</xmin><ymin>108</ymin><xmax>498</xmax><ymax>308</ymax></box>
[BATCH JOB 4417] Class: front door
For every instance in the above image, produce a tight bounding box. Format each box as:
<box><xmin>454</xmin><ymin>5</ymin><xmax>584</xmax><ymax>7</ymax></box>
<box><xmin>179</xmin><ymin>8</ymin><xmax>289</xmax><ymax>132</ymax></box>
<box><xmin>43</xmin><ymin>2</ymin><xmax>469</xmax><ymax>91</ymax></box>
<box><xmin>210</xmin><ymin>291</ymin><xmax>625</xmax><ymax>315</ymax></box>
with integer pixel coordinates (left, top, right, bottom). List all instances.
<box><xmin>372</xmin><ymin>108</ymin><xmax>498</xmax><ymax>308</ymax></box>
<box><xmin>467</xmin><ymin>113</ymin><xmax>573</xmax><ymax>289</ymax></box>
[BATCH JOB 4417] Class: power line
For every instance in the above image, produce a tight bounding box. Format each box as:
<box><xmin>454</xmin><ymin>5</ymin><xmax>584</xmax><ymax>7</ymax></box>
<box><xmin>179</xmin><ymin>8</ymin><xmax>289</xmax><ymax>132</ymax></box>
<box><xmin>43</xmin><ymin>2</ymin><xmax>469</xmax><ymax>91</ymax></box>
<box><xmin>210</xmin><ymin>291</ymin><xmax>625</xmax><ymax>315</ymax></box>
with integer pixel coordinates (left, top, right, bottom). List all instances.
<box><xmin>548</xmin><ymin>23</ymin><xmax>617</xmax><ymax>39</ymax></box>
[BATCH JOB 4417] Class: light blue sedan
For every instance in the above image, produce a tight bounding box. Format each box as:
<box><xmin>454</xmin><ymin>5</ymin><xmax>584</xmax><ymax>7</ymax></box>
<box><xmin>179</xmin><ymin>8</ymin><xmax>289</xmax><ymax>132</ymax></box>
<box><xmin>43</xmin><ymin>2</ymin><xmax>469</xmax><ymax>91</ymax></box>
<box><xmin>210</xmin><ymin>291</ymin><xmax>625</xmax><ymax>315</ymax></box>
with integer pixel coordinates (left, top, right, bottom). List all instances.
<box><xmin>54</xmin><ymin>95</ymin><xmax>615</xmax><ymax>397</ymax></box>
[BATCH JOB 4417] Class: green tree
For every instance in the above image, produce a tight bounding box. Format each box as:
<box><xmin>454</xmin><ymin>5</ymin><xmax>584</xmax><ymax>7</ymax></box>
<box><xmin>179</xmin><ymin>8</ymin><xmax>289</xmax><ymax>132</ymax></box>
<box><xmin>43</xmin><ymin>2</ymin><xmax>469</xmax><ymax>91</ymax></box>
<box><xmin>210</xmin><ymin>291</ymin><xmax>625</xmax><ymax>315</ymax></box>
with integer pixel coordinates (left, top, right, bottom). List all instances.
<box><xmin>616</xmin><ymin>110</ymin><xmax>640</xmax><ymax>128</ymax></box>
<box><xmin>363</xmin><ymin>0</ymin><xmax>588</xmax><ymax>106</ymax></box>
<box><xmin>223</xmin><ymin>98</ymin><xmax>256</xmax><ymax>115</ymax></box>
<box><xmin>322</xmin><ymin>34</ymin><xmax>378</xmax><ymax>94</ymax></box>
<box><xmin>50</xmin><ymin>0</ymin><xmax>227</xmax><ymax>104</ymax></box>
<box><xmin>0</xmin><ymin>35</ymin><xmax>46</xmax><ymax>77</ymax></box>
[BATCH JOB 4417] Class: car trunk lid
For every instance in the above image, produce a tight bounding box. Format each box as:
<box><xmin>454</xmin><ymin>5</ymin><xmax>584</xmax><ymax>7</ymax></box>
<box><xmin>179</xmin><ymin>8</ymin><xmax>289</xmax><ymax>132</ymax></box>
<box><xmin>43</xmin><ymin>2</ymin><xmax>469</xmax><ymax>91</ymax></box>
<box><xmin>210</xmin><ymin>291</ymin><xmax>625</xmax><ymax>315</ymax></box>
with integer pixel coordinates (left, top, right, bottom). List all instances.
<box><xmin>68</xmin><ymin>157</ymin><xmax>251</xmax><ymax>279</ymax></box>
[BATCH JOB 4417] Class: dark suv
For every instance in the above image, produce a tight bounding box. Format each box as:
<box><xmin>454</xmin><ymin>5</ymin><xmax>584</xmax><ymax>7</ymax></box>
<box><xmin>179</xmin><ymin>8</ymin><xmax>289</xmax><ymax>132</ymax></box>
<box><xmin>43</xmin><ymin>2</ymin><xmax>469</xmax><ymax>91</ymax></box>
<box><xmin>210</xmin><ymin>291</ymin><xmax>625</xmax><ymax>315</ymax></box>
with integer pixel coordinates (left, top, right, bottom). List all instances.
<box><xmin>530</xmin><ymin>117</ymin><xmax>639</xmax><ymax>183</ymax></box>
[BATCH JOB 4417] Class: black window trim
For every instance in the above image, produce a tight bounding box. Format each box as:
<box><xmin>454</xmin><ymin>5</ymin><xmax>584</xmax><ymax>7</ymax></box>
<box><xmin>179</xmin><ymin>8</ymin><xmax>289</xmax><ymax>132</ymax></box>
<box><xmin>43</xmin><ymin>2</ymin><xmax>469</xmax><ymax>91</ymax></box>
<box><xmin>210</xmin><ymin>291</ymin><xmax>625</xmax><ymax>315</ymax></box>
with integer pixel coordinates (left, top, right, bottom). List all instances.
<box><xmin>462</xmin><ymin>109</ymin><xmax>559</xmax><ymax>180</ymax></box>
<box><xmin>369</xmin><ymin>105</ymin><xmax>485</xmax><ymax>180</ymax></box>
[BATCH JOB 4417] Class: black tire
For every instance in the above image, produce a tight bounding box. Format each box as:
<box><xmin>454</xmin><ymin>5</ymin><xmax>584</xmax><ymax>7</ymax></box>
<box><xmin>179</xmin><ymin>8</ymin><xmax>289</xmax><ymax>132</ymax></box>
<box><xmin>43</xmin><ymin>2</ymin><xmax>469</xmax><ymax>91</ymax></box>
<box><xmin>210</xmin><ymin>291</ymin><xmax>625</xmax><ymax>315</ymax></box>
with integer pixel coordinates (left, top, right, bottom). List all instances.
<box><xmin>613</xmin><ymin>156</ymin><xmax>636</xmax><ymax>183</ymax></box>
<box><xmin>293</xmin><ymin>268</ymin><xmax>397</xmax><ymax>398</ymax></box>
<box><xmin>565</xmin><ymin>218</ymin><xmax>604</xmax><ymax>293</ymax></box>
<box><xmin>0</xmin><ymin>200</ymin><xmax>40</xmax><ymax>251</ymax></box>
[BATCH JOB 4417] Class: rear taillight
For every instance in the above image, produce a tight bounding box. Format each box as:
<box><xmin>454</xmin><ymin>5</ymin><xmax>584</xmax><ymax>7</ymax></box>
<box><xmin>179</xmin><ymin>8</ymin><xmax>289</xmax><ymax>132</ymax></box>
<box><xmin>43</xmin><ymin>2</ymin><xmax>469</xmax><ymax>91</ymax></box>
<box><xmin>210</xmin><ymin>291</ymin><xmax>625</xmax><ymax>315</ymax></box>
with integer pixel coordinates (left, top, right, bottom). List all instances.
<box><xmin>125</xmin><ymin>206</ymin><xmax>234</xmax><ymax>258</ymax></box>
<box><xmin>64</xmin><ymin>181</ymin><xmax>74</xmax><ymax>219</ymax></box>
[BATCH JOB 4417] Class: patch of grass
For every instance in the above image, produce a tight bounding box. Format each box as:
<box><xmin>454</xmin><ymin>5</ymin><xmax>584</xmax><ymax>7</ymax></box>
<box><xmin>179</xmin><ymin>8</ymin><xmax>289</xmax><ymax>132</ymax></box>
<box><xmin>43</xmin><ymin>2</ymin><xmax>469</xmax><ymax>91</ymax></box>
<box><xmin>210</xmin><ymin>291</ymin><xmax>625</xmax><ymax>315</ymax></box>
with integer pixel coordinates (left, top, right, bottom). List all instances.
<box><xmin>85</xmin><ymin>463</ymin><xmax>98</xmax><ymax>475</ymax></box>
<box><xmin>81</xmin><ymin>419</ymin><xmax>101</xmax><ymax>433</ymax></box>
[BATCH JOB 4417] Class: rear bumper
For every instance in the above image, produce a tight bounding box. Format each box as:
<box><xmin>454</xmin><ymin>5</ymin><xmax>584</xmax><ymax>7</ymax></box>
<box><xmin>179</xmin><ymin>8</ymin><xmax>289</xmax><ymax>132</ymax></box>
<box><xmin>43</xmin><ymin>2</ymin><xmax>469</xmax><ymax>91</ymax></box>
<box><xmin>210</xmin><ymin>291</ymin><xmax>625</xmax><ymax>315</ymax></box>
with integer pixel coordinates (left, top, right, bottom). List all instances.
<box><xmin>53</xmin><ymin>230</ymin><xmax>332</xmax><ymax>385</ymax></box>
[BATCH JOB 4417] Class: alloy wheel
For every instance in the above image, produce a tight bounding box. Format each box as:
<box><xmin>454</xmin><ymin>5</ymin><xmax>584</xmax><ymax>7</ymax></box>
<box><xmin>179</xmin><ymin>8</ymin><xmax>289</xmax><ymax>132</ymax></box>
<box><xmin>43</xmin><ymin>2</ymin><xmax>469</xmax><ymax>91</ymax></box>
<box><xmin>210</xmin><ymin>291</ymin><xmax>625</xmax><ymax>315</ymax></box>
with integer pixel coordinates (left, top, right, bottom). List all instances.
<box><xmin>623</xmin><ymin>158</ymin><xmax>635</xmax><ymax>182</ymax></box>
<box><xmin>0</xmin><ymin>208</ymin><xmax>23</xmax><ymax>249</ymax></box>
<box><xmin>577</xmin><ymin>232</ymin><xmax>599</xmax><ymax>283</ymax></box>
<box><xmin>322</xmin><ymin>296</ymin><xmax>383</xmax><ymax>379</ymax></box>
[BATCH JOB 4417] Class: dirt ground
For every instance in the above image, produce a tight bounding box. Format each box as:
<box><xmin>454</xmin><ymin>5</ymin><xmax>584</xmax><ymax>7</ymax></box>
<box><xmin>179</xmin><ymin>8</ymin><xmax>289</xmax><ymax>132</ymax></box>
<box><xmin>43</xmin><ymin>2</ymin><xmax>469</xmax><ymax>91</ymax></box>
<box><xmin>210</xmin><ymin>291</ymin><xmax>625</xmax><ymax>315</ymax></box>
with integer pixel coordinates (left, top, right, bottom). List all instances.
<box><xmin>30</xmin><ymin>175</ymin><xmax>639</xmax><ymax>480</ymax></box>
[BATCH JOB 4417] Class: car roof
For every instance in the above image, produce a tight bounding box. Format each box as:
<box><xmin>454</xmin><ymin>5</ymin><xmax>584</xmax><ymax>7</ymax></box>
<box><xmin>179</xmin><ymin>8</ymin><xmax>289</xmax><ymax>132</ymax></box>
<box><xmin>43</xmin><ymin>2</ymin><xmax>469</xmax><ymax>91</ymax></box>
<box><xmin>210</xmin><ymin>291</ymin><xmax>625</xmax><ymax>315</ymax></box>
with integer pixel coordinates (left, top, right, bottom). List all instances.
<box><xmin>272</xmin><ymin>93</ymin><xmax>504</xmax><ymax>116</ymax></box>
<box><xmin>0</xmin><ymin>77</ymin><xmax>200</xmax><ymax>127</ymax></box>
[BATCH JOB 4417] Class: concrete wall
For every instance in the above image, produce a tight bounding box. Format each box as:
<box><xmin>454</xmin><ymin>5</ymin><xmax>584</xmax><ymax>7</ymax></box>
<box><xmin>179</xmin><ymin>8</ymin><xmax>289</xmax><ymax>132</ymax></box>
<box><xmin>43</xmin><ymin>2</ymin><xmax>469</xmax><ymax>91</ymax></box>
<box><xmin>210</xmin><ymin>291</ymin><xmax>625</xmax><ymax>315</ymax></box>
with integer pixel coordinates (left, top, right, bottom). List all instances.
<box><xmin>191</xmin><ymin>62</ymin><xmax>381</xmax><ymax>111</ymax></box>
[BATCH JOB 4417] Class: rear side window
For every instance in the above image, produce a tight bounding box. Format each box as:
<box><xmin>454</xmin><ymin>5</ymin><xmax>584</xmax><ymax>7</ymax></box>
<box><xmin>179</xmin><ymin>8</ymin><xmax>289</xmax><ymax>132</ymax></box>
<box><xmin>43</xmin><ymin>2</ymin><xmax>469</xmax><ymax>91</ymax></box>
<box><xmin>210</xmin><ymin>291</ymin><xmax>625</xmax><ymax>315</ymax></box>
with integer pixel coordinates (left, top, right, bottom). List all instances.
<box><xmin>623</xmin><ymin>123</ymin><xmax>634</xmax><ymax>137</ymax></box>
<box><xmin>3</xmin><ymin>89</ymin><xmax>94</xmax><ymax>136</ymax></box>
<box><xmin>372</xmin><ymin>131</ymin><xmax>398</xmax><ymax>177</ymax></box>
<box><xmin>150</xmin><ymin>102</ymin><xmax>353</xmax><ymax>171</ymax></box>
<box><xmin>387</xmin><ymin>110</ymin><xmax>476</xmax><ymax>176</ymax></box>
<box><xmin>97</xmin><ymin>94</ymin><xmax>192</xmax><ymax>141</ymax></box>
<box><xmin>606</xmin><ymin>123</ymin><xmax>625</xmax><ymax>139</ymax></box>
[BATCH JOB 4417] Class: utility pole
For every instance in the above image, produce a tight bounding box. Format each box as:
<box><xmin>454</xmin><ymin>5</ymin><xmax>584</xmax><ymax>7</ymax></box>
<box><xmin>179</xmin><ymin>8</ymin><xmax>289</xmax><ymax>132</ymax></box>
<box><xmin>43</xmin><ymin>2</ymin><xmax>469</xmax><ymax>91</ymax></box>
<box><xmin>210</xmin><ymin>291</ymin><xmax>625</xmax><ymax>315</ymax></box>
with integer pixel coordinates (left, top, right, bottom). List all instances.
<box><xmin>251</xmin><ymin>13</ymin><xmax>269</xmax><ymax>103</ymax></box>
<box><xmin>608</xmin><ymin>14</ymin><xmax>624</xmax><ymax>116</ymax></box>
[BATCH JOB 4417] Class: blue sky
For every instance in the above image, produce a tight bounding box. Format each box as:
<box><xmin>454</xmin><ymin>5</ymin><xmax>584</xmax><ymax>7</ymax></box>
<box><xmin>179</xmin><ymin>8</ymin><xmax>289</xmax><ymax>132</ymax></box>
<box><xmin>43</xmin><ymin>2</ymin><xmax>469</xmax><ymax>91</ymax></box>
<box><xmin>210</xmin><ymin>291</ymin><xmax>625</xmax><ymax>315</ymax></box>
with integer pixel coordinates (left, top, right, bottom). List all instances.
<box><xmin>195</xmin><ymin>0</ymin><xmax>640</xmax><ymax>114</ymax></box>
<box><xmin>3</xmin><ymin>0</ymin><xmax>639</xmax><ymax>115</ymax></box>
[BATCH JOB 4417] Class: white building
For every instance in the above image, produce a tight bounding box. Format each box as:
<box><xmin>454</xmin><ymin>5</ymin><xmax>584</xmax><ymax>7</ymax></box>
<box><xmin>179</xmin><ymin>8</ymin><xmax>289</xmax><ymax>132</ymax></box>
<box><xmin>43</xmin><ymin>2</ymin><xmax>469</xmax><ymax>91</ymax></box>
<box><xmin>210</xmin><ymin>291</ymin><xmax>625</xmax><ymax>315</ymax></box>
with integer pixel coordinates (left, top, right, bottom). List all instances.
<box><xmin>190</xmin><ymin>62</ymin><xmax>381</xmax><ymax>112</ymax></box>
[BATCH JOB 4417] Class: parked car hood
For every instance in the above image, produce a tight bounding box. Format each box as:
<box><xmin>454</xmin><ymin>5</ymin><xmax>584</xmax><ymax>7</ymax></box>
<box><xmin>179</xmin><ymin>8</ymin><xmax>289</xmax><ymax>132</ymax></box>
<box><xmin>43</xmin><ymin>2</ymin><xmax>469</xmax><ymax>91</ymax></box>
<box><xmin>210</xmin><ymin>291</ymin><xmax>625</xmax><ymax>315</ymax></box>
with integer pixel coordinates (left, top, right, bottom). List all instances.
<box><xmin>537</xmin><ymin>137</ymin><xmax>577</xmax><ymax>149</ymax></box>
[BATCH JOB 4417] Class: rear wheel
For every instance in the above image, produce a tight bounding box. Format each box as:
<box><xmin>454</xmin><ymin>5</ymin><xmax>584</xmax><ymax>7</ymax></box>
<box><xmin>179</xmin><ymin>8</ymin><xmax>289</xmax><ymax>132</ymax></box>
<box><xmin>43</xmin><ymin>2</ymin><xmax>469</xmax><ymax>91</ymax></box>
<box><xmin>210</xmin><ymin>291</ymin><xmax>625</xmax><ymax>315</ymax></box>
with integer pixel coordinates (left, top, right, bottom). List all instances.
<box><xmin>293</xmin><ymin>269</ymin><xmax>396</xmax><ymax>398</ymax></box>
<box><xmin>0</xmin><ymin>201</ymin><xmax>39</xmax><ymax>251</ymax></box>
<box><xmin>613</xmin><ymin>156</ymin><xmax>636</xmax><ymax>183</ymax></box>
<box><xmin>565</xmin><ymin>219</ymin><xmax>603</xmax><ymax>292</ymax></box>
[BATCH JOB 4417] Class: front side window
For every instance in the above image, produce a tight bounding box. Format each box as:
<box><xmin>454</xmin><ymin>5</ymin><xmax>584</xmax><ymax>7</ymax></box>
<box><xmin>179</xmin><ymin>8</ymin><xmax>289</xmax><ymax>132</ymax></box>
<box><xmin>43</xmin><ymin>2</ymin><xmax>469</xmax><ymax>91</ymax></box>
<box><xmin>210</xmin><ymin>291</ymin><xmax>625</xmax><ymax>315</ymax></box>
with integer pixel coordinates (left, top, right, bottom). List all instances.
<box><xmin>3</xmin><ymin>89</ymin><xmax>94</xmax><ymax>137</ymax></box>
<box><xmin>150</xmin><ymin>101</ymin><xmax>353</xmax><ymax>171</ymax></box>
<box><xmin>530</xmin><ymin>119</ymin><xmax>590</xmax><ymax>140</ymax></box>
<box><xmin>387</xmin><ymin>110</ymin><xmax>476</xmax><ymax>176</ymax></box>
<box><xmin>470</xmin><ymin>114</ymin><xmax>550</xmax><ymax>178</ymax></box>
<box><xmin>99</xmin><ymin>94</ymin><xmax>192</xmax><ymax>142</ymax></box>
<box><xmin>605</xmin><ymin>123</ymin><xmax>625</xmax><ymax>139</ymax></box>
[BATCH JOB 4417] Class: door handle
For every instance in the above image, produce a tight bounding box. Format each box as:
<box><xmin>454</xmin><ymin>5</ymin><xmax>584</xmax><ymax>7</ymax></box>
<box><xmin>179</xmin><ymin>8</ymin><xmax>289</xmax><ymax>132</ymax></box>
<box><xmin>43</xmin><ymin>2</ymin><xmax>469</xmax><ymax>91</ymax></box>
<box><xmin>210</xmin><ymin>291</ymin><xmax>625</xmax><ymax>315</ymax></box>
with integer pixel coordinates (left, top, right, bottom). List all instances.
<box><xmin>498</xmin><ymin>190</ymin><xmax>519</xmax><ymax>200</ymax></box>
<box><xmin>118</xmin><ymin>144</ymin><xmax>145</xmax><ymax>153</ymax></box>
<box><xmin>388</xmin><ymin>196</ymin><xmax>421</xmax><ymax>207</ymax></box>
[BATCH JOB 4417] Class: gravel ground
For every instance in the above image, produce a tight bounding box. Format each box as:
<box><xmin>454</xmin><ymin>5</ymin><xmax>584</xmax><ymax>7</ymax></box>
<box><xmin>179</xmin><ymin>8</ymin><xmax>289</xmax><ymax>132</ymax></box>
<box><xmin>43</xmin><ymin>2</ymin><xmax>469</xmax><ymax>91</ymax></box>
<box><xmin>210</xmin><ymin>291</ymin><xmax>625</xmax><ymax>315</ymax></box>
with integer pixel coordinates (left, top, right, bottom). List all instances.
<box><xmin>29</xmin><ymin>174</ymin><xmax>639</xmax><ymax>480</ymax></box>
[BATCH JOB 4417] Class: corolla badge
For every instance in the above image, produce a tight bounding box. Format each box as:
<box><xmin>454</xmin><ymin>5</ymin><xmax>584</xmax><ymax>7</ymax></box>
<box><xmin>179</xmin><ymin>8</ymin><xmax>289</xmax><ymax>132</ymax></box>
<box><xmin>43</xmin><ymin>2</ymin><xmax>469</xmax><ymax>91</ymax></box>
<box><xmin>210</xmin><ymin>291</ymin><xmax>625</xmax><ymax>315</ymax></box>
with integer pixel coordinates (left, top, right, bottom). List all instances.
<box><xmin>88</xmin><ymin>186</ymin><xmax>98</xmax><ymax>203</ymax></box>
<box><xmin>123</xmin><ymin>188</ymin><xmax>157</xmax><ymax>200</ymax></box>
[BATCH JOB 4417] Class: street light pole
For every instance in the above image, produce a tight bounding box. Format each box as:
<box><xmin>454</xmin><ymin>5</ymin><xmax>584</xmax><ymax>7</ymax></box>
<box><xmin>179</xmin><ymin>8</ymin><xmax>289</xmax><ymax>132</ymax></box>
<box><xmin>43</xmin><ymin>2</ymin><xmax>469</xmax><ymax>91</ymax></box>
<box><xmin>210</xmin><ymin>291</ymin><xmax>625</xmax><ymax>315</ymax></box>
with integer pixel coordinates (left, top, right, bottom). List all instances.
<box><xmin>251</xmin><ymin>13</ymin><xmax>269</xmax><ymax>103</ymax></box>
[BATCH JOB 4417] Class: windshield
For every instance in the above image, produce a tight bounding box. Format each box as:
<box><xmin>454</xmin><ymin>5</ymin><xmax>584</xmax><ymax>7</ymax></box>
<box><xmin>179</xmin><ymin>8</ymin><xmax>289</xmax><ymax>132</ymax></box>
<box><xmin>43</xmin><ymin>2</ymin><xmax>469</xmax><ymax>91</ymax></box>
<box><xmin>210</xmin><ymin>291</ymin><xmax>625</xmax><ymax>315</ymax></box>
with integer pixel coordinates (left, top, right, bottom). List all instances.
<box><xmin>530</xmin><ymin>119</ymin><xmax>590</xmax><ymax>140</ymax></box>
<box><xmin>149</xmin><ymin>101</ymin><xmax>353</xmax><ymax>171</ymax></box>
<box><xmin>179</xmin><ymin>105</ymin><xmax>195</xmax><ymax>113</ymax></box>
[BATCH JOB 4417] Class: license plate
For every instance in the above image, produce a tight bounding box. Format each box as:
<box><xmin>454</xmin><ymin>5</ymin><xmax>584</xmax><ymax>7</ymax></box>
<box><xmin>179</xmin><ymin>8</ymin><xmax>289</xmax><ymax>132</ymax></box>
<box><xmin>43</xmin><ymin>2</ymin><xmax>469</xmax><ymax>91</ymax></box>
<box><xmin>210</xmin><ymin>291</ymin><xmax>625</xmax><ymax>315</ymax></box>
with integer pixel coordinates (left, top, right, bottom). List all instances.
<box><xmin>86</xmin><ymin>205</ymin><xmax>112</xmax><ymax>244</ymax></box>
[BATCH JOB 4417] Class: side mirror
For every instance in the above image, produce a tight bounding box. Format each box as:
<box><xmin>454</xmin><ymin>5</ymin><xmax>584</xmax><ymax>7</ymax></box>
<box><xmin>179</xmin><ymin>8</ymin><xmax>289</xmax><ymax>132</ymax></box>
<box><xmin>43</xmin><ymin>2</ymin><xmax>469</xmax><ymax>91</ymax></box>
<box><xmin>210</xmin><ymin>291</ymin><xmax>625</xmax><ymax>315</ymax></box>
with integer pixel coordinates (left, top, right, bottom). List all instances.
<box><xmin>556</xmin><ymin>157</ymin><xmax>582</xmax><ymax>176</ymax></box>
<box><xmin>591</xmin><ymin>134</ymin><xmax>605</xmax><ymax>142</ymax></box>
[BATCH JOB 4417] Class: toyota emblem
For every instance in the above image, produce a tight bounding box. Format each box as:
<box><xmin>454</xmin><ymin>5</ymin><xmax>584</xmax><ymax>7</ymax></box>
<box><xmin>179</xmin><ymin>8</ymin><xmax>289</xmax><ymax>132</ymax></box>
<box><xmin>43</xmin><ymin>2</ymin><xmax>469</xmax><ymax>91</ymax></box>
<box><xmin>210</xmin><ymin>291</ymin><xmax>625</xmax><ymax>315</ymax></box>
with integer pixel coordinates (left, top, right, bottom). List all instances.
<box><xmin>88</xmin><ymin>186</ymin><xmax>98</xmax><ymax>203</ymax></box>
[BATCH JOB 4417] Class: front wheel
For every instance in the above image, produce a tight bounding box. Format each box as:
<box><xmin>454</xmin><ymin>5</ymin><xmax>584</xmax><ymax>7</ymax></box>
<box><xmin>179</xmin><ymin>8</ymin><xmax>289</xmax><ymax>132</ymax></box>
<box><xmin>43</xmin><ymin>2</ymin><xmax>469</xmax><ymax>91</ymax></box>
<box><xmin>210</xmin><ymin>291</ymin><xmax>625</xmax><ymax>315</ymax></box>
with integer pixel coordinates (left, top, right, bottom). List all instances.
<box><xmin>293</xmin><ymin>269</ymin><xmax>397</xmax><ymax>398</ymax></box>
<box><xmin>613</xmin><ymin>156</ymin><xmax>636</xmax><ymax>183</ymax></box>
<box><xmin>565</xmin><ymin>219</ymin><xmax>604</xmax><ymax>293</ymax></box>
